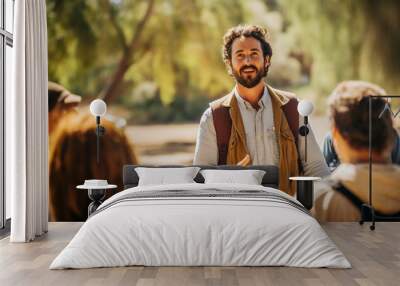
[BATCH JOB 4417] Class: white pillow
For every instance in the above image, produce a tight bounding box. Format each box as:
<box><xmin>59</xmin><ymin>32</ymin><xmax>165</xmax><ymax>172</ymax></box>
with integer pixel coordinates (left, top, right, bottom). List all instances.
<box><xmin>135</xmin><ymin>167</ymin><xmax>201</xmax><ymax>186</ymax></box>
<box><xmin>200</xmin><ymin>169</ymin><xmax>266</xmax><ymax>185</ymax></box>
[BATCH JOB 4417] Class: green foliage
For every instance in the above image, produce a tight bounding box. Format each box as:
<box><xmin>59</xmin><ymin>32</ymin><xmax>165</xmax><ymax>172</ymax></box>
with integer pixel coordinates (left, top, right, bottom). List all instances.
<box><xmin>47</xmin><ymin>0</ymin><xmax>400</xmax><ymax>122</ymax></box>
<box><xmin>47</xmin><ymin>0</ymin><xmax>239</xmax><ymax>102</ymax></box>
<box><xmin>280</xmin><ymin>0</ymin><xmax>400</xmax><ymax>97</ymax></box>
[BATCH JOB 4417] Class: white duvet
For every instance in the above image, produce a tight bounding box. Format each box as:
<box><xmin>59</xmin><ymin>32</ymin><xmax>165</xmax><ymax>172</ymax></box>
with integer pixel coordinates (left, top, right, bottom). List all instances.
<box><xmin>50</xmin><ymin>183</ymin><xmax>351</xmax><ymax>269</ymax></box>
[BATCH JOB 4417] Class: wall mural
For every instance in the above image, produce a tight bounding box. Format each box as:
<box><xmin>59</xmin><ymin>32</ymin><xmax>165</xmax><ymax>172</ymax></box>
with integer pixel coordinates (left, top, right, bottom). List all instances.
<box><xmin>46</xmin><ymin>0</ymin><xmax>400</xmax><ymax>222</ymax></box>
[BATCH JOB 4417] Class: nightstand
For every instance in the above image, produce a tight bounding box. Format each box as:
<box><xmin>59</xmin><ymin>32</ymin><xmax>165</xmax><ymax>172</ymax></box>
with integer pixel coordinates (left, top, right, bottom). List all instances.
<box><xmin>76</xmin><ymin>184</ymin><xmax>117</xmax><ymax>217</ymax></box>
<box><xmin>289</xmin><ymin>176</ymin><xmax>321</xmax><ymax>210</ymax></box>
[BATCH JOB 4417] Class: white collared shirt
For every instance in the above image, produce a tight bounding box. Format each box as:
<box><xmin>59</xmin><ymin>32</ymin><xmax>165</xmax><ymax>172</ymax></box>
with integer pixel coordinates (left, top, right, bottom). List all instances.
<box><xmin>193</xmin><ymin>85</ymin><xmax>330</xmax><ymax>178</ymax></box>
<box><xmin>233</xmin><ymin>86</ymin><xmax>279</xmax><ymax>165</ymax></box>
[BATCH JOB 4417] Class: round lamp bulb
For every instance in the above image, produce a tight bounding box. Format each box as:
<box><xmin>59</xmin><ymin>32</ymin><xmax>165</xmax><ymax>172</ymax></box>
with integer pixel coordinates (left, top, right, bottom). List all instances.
<box><xmin>90</xmin><ymin>99</ymin><xmax>107</xmax><ymax>117</ymax></box>
<box><xmin>297</xmin><ymin>100</ymin><xmax>314</xmax><ymax>117</ymax></box>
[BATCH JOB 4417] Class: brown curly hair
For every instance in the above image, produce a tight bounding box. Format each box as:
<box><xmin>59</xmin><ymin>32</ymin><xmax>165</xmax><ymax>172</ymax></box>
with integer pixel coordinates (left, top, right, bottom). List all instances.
<box><xmin>328</xmin><ymin>81</ymin><xmax>395</xmax><ymax>153</ymax></box>
<box><xmin>222</xmin><ymin>24</ymin><xmax>273</xmax><ymax>63</ymax></box>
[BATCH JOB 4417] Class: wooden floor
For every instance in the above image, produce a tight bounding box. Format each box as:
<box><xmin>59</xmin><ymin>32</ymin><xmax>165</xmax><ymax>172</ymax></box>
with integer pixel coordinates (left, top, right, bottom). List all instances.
<box><xmin>0</xmin><ymin>222</ymin><xmax>399</xmax><ymax>286</ymax></box>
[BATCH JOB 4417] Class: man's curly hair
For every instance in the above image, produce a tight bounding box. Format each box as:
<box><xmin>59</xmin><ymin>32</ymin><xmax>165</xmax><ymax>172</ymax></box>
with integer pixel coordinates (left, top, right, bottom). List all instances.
<box><xmin>222</xmin><ymin>24</ymin><xmax>273</xmax><ymax>63</ymax></box>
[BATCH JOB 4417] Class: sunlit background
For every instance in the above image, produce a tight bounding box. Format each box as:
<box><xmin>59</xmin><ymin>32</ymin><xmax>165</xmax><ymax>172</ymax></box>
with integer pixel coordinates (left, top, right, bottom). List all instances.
<box><xmin>45</xmin><ymin>0</ymin><xmax>400</xmax><ymax>168</ymax></box>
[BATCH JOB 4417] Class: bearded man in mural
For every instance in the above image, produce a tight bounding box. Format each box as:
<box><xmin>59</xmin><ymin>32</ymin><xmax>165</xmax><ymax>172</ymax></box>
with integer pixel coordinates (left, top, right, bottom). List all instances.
<box><xmin>193</xmin><ymin>24</ymin><xmax>329</xmax><ymax>195</ymax></box>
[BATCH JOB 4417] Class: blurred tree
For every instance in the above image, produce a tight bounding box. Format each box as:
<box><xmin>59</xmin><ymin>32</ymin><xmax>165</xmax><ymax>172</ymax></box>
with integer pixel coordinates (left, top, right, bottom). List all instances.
<box><xmin>98</xmin><ymin>0</ymin><xmax>155</xmax><ymax>103</ymax></box>
<box><xmin>47</xmin><ymin>0</ymin><xmax>246</xmax><ymax>105</ymax></box>
<box><xmin>47</xmin><ymin>0</ymin><xmax>400</xmax><ymax>112</ymax></box>
<box><xmin>47</xmin><ymin>0</ymin><xmax>98</xmax><ymax>94</ymax></box>
<box><xmin>47</xmin><ymin>0</ymin><xmax>309</xmax><ymax>122</ymax></box>
<box><xmin>280</xmin><ymin>0</ymin><xmax>400</xmax><ymax>96</ymax></box>
<box><xmin>47</xmin><ymin>0</ymin><xmax>156</xmax><ymax>103</ymax></box>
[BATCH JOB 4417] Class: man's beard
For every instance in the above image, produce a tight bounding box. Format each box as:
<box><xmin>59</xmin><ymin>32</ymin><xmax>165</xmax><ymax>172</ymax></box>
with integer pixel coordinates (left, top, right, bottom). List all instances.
<box><xmin>232</xmin><ymin>64</ymin><xmax>266</xmax><ymax>88</ymax></box>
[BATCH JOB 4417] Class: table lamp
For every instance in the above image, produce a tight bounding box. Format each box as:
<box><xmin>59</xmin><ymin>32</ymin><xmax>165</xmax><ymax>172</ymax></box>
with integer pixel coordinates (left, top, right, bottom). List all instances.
<box><xmin>297</xmin><ymin>100</ymin><xmax>314</xmax><ymax>163</ymax></box>
<box><xmin>290</xmin><ymin>100</ymin><xmax>319</xmax><ymax>210</ymax></box>
<box><xmin>89</xmin><ymin>99</ymin><xmax>107</xmax><ymax>163</ymax></box>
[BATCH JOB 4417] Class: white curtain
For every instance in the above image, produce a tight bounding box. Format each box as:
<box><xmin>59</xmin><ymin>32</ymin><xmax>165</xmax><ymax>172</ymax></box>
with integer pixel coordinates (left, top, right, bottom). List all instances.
<box><xmin>7</xmin><ymin>0</ymin><xmax>48</xmax><ymax>242</ymax></box>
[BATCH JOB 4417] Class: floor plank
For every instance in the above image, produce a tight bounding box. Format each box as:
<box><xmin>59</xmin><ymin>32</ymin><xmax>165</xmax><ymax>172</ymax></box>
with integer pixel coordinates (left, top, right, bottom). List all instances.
<box><xmin>0</xmin><ymin>222</ymin><xmax>399</xmax><ymax>286</ymax></box>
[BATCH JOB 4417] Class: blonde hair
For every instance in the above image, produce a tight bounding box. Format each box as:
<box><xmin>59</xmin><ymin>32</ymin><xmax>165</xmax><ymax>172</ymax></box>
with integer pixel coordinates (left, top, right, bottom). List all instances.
<box><xmin>328</xmin><ymin>80</ymin><xmax>386</xmax><ymax>112</ymax></box>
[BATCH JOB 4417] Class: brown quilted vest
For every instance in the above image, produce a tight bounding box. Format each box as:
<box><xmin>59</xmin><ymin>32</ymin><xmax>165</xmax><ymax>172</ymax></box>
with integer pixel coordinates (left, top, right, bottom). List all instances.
<box><xmin>210</xmin><ymin>85</ymin><xmax>301</xmax><ymax>195</ymax></box>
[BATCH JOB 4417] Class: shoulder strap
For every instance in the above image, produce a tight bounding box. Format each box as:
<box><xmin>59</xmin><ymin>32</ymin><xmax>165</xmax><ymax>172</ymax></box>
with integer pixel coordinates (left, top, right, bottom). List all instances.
<box><xmin>282</xmin><ymin>97</ymin><xmax>299</xmax><ymax>146</ymax></box>
<box><xmin>334</xmin><ymin>184</ymin><xmax>364</xmax><ymax>210</ymax></box>
<box><xmin>211</xmin><ymin>105</ymin><xmax>232</xmax><ymax>165</ymax></box>
<box><xmin>334</xmin><ymin>184</ymin><xmax>400</xmax><ymax>219</ymax></box>
<box><xmin>281</xmin><ymin>97</ymin><xmax>303</xmax><ymax>173</ymax></box>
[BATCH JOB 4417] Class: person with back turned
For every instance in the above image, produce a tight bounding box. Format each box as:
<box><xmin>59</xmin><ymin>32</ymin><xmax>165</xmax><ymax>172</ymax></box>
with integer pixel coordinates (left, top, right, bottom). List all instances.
<box><xmin>314</xmin><ymin>81</ymin><xmax>400</xmax><ymax>221</ymax></box>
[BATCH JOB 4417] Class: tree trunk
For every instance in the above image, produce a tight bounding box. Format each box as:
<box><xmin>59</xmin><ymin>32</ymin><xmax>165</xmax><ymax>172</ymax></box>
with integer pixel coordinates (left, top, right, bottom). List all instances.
<box><xmin>100</xmin><ymin>0</ymin><xmax>155</xmax><ymax>104</ymax></box>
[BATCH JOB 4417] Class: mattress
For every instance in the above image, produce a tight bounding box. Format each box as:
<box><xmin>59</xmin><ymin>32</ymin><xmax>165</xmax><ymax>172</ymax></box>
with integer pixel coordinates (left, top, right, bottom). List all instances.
<box><xmin>50</xmin><ymin>183</ymin><xmax>351</xmax><ymax>269</ymax></box>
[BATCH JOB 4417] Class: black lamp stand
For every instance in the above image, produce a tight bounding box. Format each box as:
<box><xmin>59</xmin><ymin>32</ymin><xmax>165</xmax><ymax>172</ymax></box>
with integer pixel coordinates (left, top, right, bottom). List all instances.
<box><xmin>359</xmin><ymin>95</ymin><xmax>400</xmax><ymax>230</ymax></box>
<box><xmin>295</xmin><ymin>115</ymin><xmax>315</xmax><ymax>210</ymax></box>
<box><xmin>95</xmin><ymin>116</ymin><xmax>106</xmax><ymax>164</ymax></box>
<box><xmin>299</xmin><ymin>116</ymin><xmax>310</xmax><ymax>162</ymax></box>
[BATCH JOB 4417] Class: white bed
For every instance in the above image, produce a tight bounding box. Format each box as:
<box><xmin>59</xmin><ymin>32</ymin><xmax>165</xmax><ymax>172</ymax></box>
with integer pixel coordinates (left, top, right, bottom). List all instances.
<box><xmin>50</xmin><ymin>183</ymin><xmax>351</xmax><ymax>269</ymax></box>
